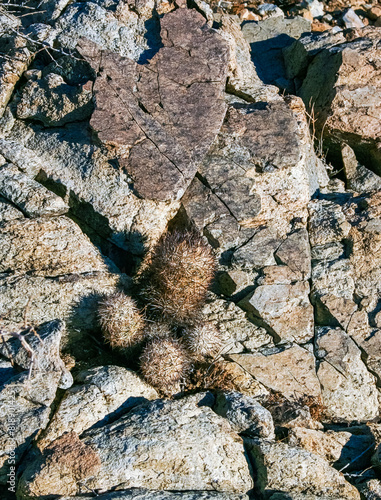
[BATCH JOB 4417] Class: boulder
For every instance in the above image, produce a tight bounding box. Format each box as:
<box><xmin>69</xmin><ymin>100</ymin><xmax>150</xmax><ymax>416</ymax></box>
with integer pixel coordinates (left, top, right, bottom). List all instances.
<box><xmin>18</xmin><ymin>395</ymin><xmax>254</xmax><ymax>496</ymax></box>
<box><xmin>58</xmin><ymin>490</ymin><xmax>250</xmax><ymax>499</ymax></box>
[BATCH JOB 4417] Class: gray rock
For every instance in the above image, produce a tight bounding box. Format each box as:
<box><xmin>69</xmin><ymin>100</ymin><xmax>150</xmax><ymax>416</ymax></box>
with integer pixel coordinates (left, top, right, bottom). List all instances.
<box><xmin>59</xmin><ymin>490</ymin><xmax>250</xmax><ymax>499</ymax></box>
<box><xmin>0</xmin><ymin>272</ymin><xmax>131</xmax><ymax>355</ymax></box>
<box><xmin>214</xmin><ymin>391</ymin><xmax>275</xmax><ymax>439</ymax></box>
<box><xmin>308</xmin><ymin>199</ymin><xmax>351</xmax><ymax>247</ymax></box>
<box><xmin>0</xmin><ymin>216</ymin><xmax>110</xmax><ymax>276</ymax></box>
<box><xmin>315</xmin><ymin>327</ymin><xmax>379</xmax><ymax>422</ymax></box>
<box><xmin>18</xmin><ymin>395</ymin><xmax>254</xmax><ymax>496</ymax></box>
<box><xmin>246</xmin><ymin>439</ymin><xmax>360</xmax><ymax>499</ymax></box>
<box><xmin>229</xmin><ymin>346</ymin><xmax>321</xmax><ymax>399</ymax></box>
<box><xmin>0</xmin><ymin>320</ymin><xmax>72</xmax><ymax>485</ymax></box>
<box><xmin>342</xmin><ymin>143</ymin><xmax>381</xmax><ymax>193</ymax></box>
<box><xmin>16</xmin><ymin>73</ymin><xmax>93</xmax><ymax>126</ymax></box>
<box><xmin>360</xmin><ymin>479</ymin><xmax>381</xmax><ymax>500</ymax></box>
<box><xmin>0</xmin><ymin>163</ymin><xmax>68</xmax><ymax>217</ymax></box>
<box><xmin>0</xmin><ymin>126</ymin><xmax>179</xmax><ymax>256</ymax></box>
<box><xmin>275</xmin><ymin>228</ymin><xmax>311</xmax><ymax>279</ymax></box>
<box><xmin>39</xmin><ymin>365</ymin><xmax>158</xmax><ymax>449</ymax></box>
<box><xmin>342</xmin><ymin>8</ymin><xmax>364</xmax><ymax>29</ymax></box>
<box><xmin>240</xmin><ymin>281</ymin><xmax>314</xmax><ymax>343</ymax></box>
<box><xmin>0</xmin><ymin>194</ymin><xmax>24</xmax><ymax>222</ymax></box>
<box><xmin>299</xmin><ymin>27</ymin><xmax>381</xmax><ymax>173</ymax></box>
<box><xmin>242</xmin><ymin>16</ymin><xmax>311</xmax><ymax>87</ymax></box>
<box><xmin>232</xmin><ymin>228</ymin><xmax>280</xmax><ymax>270</ymax></box>
<box><xmin>310</xmin><ymin>241</ymin><xmax>345</xmax><ymax>262</ymax></box>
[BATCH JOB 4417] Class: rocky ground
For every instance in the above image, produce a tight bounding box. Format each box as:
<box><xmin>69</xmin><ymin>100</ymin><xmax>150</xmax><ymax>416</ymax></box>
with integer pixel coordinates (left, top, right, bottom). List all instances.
<box><xmin>0</xmin><ymin>0</ymin><xmax>381</xmax><ymax>498</ymax></box>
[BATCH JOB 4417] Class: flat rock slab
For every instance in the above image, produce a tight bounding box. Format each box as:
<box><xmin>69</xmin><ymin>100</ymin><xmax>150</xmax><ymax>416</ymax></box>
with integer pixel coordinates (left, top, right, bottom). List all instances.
<box><xmin>246</xmin><ymin>439</ymin><xmax>360</xmax><ymax>499</ymax></box>
<box><xmin>18</xmin><ymin>396</ymin><xmax>253</xmax><ymax>496</ymax></box>
<box><xmin>39</xmin><ymin>365</ymin><xmax>158</xmax><ymax>449</ymax></box>
<box><xmin>77</xmin><ymin>8</ymin><xmax>229</xmax><ymax>201</ymax></box>
<box><xmin>0</xmin><ymin>216</ymin><xmax>108</xmax><ymax>276</ymax></box>
<box><xmin>315</xmin><ymin>327</ymin><xmax>379</xmax><ymax>422</ymax></box>
<box><xmin>0</xmin><ymin>163</ymin><xmax>68</xmax><ymax>217</ymax></box>
<box><xmin>230</xmin><ymin>346</ymin><xmax>321</xmax><ymax>399</ymax></box>
<box><xmin>58</xmin><ymin>490</ymin><xmax>250</xmax><ymax>499</ymax></box>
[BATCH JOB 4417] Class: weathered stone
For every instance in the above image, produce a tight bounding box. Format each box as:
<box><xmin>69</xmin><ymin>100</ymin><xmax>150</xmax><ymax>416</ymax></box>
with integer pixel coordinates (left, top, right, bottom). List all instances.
<box><xmin>240</xmin><ymin>281</ymin><xmax>314</xmax><ymax>343</ymax></box>
<box><xmin>360</xmin><ymin>479</ymin><xmax>381</xmax><ymax>500</ymax></box>
<box><xmin>315</xmin><ymin>327</ymin><xmax>379</xmax><ymax>422</ymax></box>
<box><xmin>16</xmin><ymin>73</ymin><xmax>93</xmax><ymax>126</ymax></box>
<box><xmin>241</xmin><ymin>16</ymin><xmax>311</xmax><ymax>87</ymax></box>
<box><xmin>0</xmin><ymin>216</ymin><xmax>109</xmax><ymax>276</ymax></box>
<box><xmin>299</xmin><ymin>27</ymin><xmax>381</xmax><ymax>173</ymax></box>
<box><xmin>352</xmin><ymin>329</ymin><xmax>381</xmax><ymax>385</ymax></box>
<box><xmin>288</xmin><ymin>427</ymin><xmax>375</xmax><ymax>470</ymax></box>
<box><xmin>308</xmin><ymin>199</ymin><xmax>351</xmax><ymax>247</ymax></box>
<box><xmin>77</xmin><ymin>8</ymin><xmax>229</xmax><ymax>201</ymax></box>
<box><xmin>246</xmin><ymin>439</ymin><xmax>360</xmax><ymax>499</ymax></box>
<box><xmin>263</xmin><ymin>395</ymin><xmax>324</xmax><ymax>431</ymax></box>
<box><xmin>18</xmin><ymin>396</ymin><xmax>254</xmax><ymax>496</ymax></box>
<box><xmin>0</xmin><ymin>163</ymin><xmax>68</xmax><ymax>217</ymax></box>
<box><xmin>0</xmin><ymin>131</ymin><xmax>179</xmax><ymax>256</ymax></box>
<box><xmin>217</xmin><ymin>361</ymin><xmax>270</xmax><ymax>398</ymax></box>
<box><xmin>0</xmin><ymin>272</ymin><xmax>131</xmax><ymax>355</ymax></box>
<box><xmin>202</xmin><ymin>294</ymin><xmax>273</xmax><ymax>353</ymax></box>
<box><xmin>275</xmin><ymin>228</ymin><xmax>311</xmax><ymax>279</ymax></box>
<box><xmin>229</xmin><ymin>346</ymin><xmax>321</xmax><ymax>399</ymax></box>
<box><xmin>257</xmin><ymin>265</ymin><xmax>304</xmax><ymax>285</ymax></box>
<box><xmin>39</xmin><ymin>365</ymin><xmax>158</xmax><ymax>449</ymax></box>
<box><xmin>214</xmin><ymin>391</ymin><xmax>275</xmax><ymax>439</ymax></box>
<box><xmin>0</xmin><ymin>320</ymin><xmax>72</xmax><ymax>485</ymax></box>
<box><xmin>0</xmin><ymin>194</ymin><xmax>23</xmax><ymax>222</ymax></box>
<box><xmin>342</xmin><ymin>143</ymin><xmax>381</xmax><ymax>193</ymax></box>
<box><xmin>310</xmin><ymin>241</ymin><xmax>345</xmax><ymax>262</ymax></box>
<box><xmin>232</xmin><ymin>228</ymin><xmax>280</xmax><ymax>270</ymax></box>
<box><xmin>58</xmin><ymin>490</ymin><xmax>250</xmax><ymax>500</ymax></box>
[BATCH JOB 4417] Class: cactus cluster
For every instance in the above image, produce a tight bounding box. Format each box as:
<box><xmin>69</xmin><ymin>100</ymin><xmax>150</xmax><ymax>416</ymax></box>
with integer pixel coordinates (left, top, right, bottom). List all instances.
<box><xmin>97</xmin><ymin>229</ymin><xmax>226</xmax><ymax>395</ymax></box>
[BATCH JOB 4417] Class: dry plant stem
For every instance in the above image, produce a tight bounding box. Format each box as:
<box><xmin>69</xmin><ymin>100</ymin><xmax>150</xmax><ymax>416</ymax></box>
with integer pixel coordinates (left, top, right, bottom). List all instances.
<box><xmin>0</xmin><ymin>329</ymin><xmax>36</xmax><ymax>378</ymax></box>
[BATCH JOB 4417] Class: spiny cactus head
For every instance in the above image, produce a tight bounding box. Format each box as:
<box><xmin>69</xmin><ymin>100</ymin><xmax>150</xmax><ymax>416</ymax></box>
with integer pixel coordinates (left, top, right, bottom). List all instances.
<box><xmin>144</xmin><ymin>321</ymin><xmax>174</xmax><ymax>341</ymax></box>
<box><xmin>140</xmin><ymin>337</ymin><xmax>191</xmax><ymax>395</ymax></box>
<box><xmin>138</xmin><ymin>229</ymin><xmax>217</xmax><ymax>325</ymax></box>
<box><xmin>98</xmin><ymin>292</ymin><xmax>145</xmax><ymax>354</ymax></box>
<box><xmin>183</xmin><ymin>322</ymin><xmax>222</xmax><ymax>360</ymax></box>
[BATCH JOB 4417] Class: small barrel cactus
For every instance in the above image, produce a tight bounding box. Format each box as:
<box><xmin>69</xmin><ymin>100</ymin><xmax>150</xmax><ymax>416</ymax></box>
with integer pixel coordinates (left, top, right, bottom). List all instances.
<box><xmin>138</xmin><ymin>230</ymin><xmax>216</xmax><ymax>326</ymax></box>
<box><xmin>144</xmin><ymin>321</ymin><xmax>174</xmax><ymax>341</ymax></box>
<box><xmin>183</xmin><ymin>322</ymin><xmax>222</xmax><ymax>360</ymax></box>
<box><xmin>140</xmin><ymin>337</ymin><xmax>191</xmax><ymax>394</ymax></box>
<box><xmin>98</xmin><ymin>292</ymin><xmax>145</xmax><ymax>354</ymax></box>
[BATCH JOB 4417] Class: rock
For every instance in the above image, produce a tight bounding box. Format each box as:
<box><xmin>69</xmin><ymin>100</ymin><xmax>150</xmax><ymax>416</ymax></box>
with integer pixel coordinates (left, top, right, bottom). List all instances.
<box><xmin>258</xmin><ymin>4</ymin><xmax>284</xmax><ymax>19</ymax></box>
<box><xmin>288</xmin><ymin>427</ymin><xmax>375</xmax><ymax>470</ymax></box>
<box><xmin>38</xmin><ymin>365</ymin><xmax>158</xmax><ymax>449</ymax></box>
<box><xmin>77</xmin><ymin>8</ymin><xmax>229</xmax><ymax>201</ymax></box>
<box><xmin>0</xmin><ymin>216</ymin><xmax>110</xmax><ymax>276</ymax></box>
<box><xmin>0</xmin><ymin>272</ymin><xmax>131</xmax><ymax>355</ymax></box>
<box><xmin>240</xmin><ymin>281</ymin><xmax>314</xmax><ymax>343</ymax></box>
<box><xmin>232</xmin><ymin>228</ymin><xmax>280</xmax><ymax>270</ymax></box>
<box><xmin>0</xmin><ymin>194</ymin><xmax>24</xmax><ymax>222</ymax></box>
<box><xmin>218</xmin><ymin>15</ymin><xmax>279</xmax><ymax>102</ymax></box>
<box><xmin>16</xmin><ymin>73</ymin><xmax>94</xmax><ymax>126</ymax></box>
<box><xmin>242</xmin><ymin>16</ymin><xmax>311</xmax><ymax>87</ymax></box>
<box><xmin>308</xmin><ymin>199</ymin><xmax>351</xmax><ymax>247</ymax></box>
<box><xmin>274</xmin><ymin>228</ymin><xmax>311</xmax><ymax>278</ymax></box>
<box><xmin>214</xmin><ymin>391</ymin><xmax>275</xmax><ymax>439</ymax></box>
<box><xmin>257</xmin><ymin>265</ymin><xmax>304</xmax><ymax>285</ymax></box>
<box><xmin>0</xmin><ymin>320</ymin><xmax>72</xmax><ymax>485</ymax></box>
<box><xmin>58</xmin><ymin>490</ymin><xmax>250</xmax><ymax>499</ymax></box>
<box><xmin>229</xmin><ymin>346</ymin><xmax>321</xmax><ymax>399</ymax></box>
<box><xmin>299</xmin><ymin>27</ymin><xmax>381</xmax><ymax>173</ymax></box>
<box><xmin>360</xmin><ymin>479</ymin><xmax>381</xmax><ymax>500</ymax></box>
<box><xmin>202</xmin><ymin>294</ymin><xmax>273</xmax><ymax>354</ymax></box>
<box><xmin>283</xmin><ymin>30</ymin><xmax>345</xmax><ymax>80</ymax></box>
<box><xmin>217</xmin><ymin>361</ymin><xmax>270</xmax><ymax>398</ymax></box>
<box><xmin>0</xmin><ymin>126</ymin><xmax>179</xmax><ymax>256</ymax></box>
<box><xmin>263</xmin><ymin>395</ymin><xmax>324</xmax><ymax>430</ymax></box>
<box><xmin>315</xmin><ymin>327</ymin><xmax>379</xmax><ymax>422</ymax></box>
<box><xmin>352</xmin><ymin>329</ymin><xmax>381</xmax><ymax>384</ymax></box>
<box><xmin>0</xmin><ymin>163</ymin><xmax>69</xmax><ymax>217</ymax></box>
<box><xmin>341</xmin><ymin>143</ymin><xmax>381</xmax><ymax>193</ymax></box>
<box><xmin>311</xmin><ymin>241</ymin><xmax>345</xmax><ymax>262</ymax></box>
<box><xmin>18</xmin><ymin>396</ymin><xmax>254</xmax><ymax>496</ymax></box>
<box><xmin>303</xmin><ymin>0</ymin><xmax>325</xmax><ymax>18</ymax></box>
<box><xmin>55</xmin><ymin>1</ymin><xmax>160</xmax><ymax>59</ymax></box>
<box><xmin>246</xmin><ymin>439</ymin><xmax>360</xmax><ymax>499</ymax></box>
<box><xmin>342</xmin><ymin>8</ymin><xmax>365</xmax><ymax>29</ymax></box>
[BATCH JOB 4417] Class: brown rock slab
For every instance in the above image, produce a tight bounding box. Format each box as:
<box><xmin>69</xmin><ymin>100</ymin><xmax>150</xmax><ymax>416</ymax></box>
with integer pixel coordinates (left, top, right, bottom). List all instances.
<box><xmin>77</xmin><ymin>8</ymin><xmax>229</xmax><ymax>201</ymax></box>
<box><xmin>229</xmin><ymin>346</ymin><xmax>321</xmax><ymax>399</ymax></box>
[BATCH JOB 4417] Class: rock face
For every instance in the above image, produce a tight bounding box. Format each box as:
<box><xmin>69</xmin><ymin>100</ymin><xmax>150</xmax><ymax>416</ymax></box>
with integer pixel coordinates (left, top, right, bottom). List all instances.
<box><xmin>298</xmin><ymin>27</ymin><xmax>381</xmax><ymax>172</ymax></box>
<box><xmin>246</xmin><ymin>439</ymin><xmax>361</xmax><ymax>499</ymax></box>
<box><xmin>77</xmin><ymin>8</ymin><xmax>229</xmax><ymax>201</ymax></box>
<box><xmin>0</xmin><ymin>320</ymin><xmax>72</xmax><ymax>485</ymax></box>
<box><xmin>59</xmin><ymin>490</ymin><xmax>250</xmax><ymax>500</ymax></box>
<box><xmin>18</xmin><ymin>395</ymin><xmax>254</xmax><ymax>496</ymax></box>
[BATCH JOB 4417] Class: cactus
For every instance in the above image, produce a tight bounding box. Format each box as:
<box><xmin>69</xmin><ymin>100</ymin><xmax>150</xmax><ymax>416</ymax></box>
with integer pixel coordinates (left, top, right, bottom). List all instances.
<box><xmin>144</xmin><ymin>321</ymin><xmax>174</xmax><ymax>341</ymax></box>
<box><xmin>98</xmin><ymin>292</ymin><xmax>145</xmax><ymax>354</ymax></box>
<box><xmin>140</xmin><ymin>337</ymin><xmax>191</xmax><ymax>394</ymax></box>
<box><xmin>138</xmin><ymin>230</ymin><xmax>216</xmax><ymax>326</ymax></box>
<box><xmin>183</xmin><ymin>322</ymin><xmax>222</xmax><ymax>360</ymax></box>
